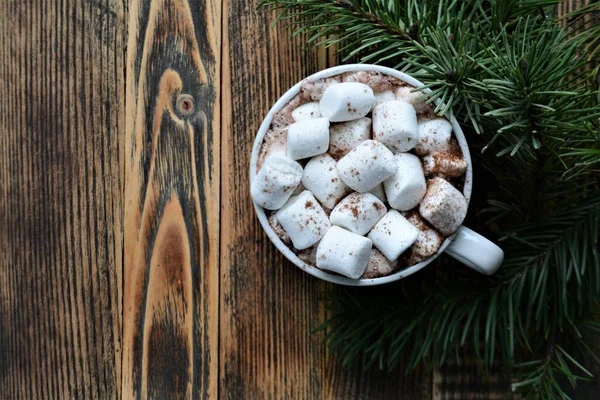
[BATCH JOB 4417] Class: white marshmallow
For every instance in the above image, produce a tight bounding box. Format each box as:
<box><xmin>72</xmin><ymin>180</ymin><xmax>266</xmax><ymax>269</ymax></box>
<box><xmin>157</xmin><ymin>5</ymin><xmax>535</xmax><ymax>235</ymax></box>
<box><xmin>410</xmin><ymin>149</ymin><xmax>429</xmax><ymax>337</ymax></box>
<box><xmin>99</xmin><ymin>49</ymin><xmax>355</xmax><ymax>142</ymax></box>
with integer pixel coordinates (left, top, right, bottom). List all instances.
<box><xmin>372</xmin><ymin>100</ymin><xmax>418</xmax><ymax>153</ymax></box>
<box><xmin>422</xmin><ymin>149</ymin><xmax>467</xmax><ymax>178</ymax></box>
<box><xmin>405</xmin><ymin>212</ymin><xmax>443</xmax><ymax>263</ymax></box>
<box><xmin>383</xmin><ymin>153</ymin><xmax>427</xmax><ymax>211</ymax></box>
<box><xmin>374</xmin><ymin>90</ymin><xmax>396</xmax><ymax>106</ymax></box>
<box><xmin>292</xmin><ymin>102</ymin><xmax>322</xmax><ymax>122</ymax></box>
<box><xmin>286</xmin><ymin>117</ymin><xmax>330</xmax><ymax>160</ymax></box>
<box><xmin>328</xmin><ymin>117</ymin><xmax>371</xmax><ymax>159</ymax></box>
<box><xmin>276</xmin><ymin>191</ymin><xmax>331</xmax><ymax>250</ymax></box>
<box><xmin>336</xmin><ymin>140</ymin><xmax>396</xmax><ymax>193</ymax></box>
<box><xmin>302</xmin><ymin>154</ymin><xmax>349</xmax><ymax>209</ymax></box>
<box><xmin>368</xmin><ymin>210</ymin><xmax>419</xmax><ymax>261</ymax></box>
<box><xmin>369</xmin><ymin>183</ymin><xmax>386</xmax><ymax>203</ymax></box>
<box><xmin>319</xmin><ymin>82</ymin><xmax>375</xmax><ymax>122</ymax></box>
<box><xmin>361</xmin><ymin>249</ymin><xmax>398</xmax><ymax>279</ymax></box>
<box><xmin>251</xmin><ymin>156</ymin><xmax>303</xmax><ymax>210</ymax></box>
<box><xmin>395</xmin><ymin>86</ymin><xmax>428</xmax><ymax>112</ymax></box>
<box><xmin>316</xmin><ymin>226</ymin><xmax>372</xmax><ymax>279</ymax></box>
<box><xmin>330</xmin><ymin>192</ymin><xmax>387</xmax><ymax>235</ymax></box>
<box><xmin>419</xmin><ymin>177</ymin><xmax>467</xmax><ymax>236</ymax></box>
<box><xmin>415</xmin><ymin>118</ymin><xmax>452</xmax><ymax>155</ymax></box>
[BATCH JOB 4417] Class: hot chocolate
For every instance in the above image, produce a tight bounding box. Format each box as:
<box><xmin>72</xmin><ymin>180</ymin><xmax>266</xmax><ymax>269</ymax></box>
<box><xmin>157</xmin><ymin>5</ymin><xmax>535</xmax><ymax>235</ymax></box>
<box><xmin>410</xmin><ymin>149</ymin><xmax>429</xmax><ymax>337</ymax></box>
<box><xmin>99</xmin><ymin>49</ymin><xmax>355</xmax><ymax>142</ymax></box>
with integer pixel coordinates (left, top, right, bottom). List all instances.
<box><xmin>252</xmin><ymin>70</ymin><xmax>468</xmax><ymax>280</ymax></box>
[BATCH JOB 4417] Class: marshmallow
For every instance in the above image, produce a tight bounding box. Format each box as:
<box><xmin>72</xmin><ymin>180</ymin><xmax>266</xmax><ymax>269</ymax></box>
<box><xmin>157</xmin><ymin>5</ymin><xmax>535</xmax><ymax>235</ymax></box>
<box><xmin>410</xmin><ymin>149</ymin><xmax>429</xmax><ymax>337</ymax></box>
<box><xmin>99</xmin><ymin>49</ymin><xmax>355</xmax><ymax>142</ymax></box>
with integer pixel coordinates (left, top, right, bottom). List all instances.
<box><xmin>405</xmin><ymin>212</ymin><xmax>443</xmax><ymax>263</ymax></box>
<box><xmin>251</xmin><ymin>156</ymin><xmax>303</xmax><ymax>210</ymax></box>
<box><xmin>383</xmin><ymin>153</ymin><xmax>427</xmax><ymax>211</ymax></box>
<box><xmin>276</xmin><ymin>190</ymin><xmax>331</xmax><ymax>250</ymax></box>
<box><xmin>422</xmin><ymin>154</ymin><xmax>467</xmax><ymax>178</ymax></box>
<box><xmin>419</xmin><ymin>177</ymin><xmax>467</xmax><ymax>236</ymax></box>
<box><xmin>316</xmin><ymin>226</ymin><xmax>372</xmax><ymax>279</ymax></box>
<box><xmin>415</xmin><ymin>118</ymin><xmax>452</xmax><ymax>155</ymax></box>
<box><xmin>372</xmin><ymin>100</ymin><xmax>418</xmax><ymax>153</ymax></box>
<box><xmin>330</xmin><ymin>192</ymin><xmax>387</xmax><ymax>235</ymax></box>
<box><xmin>287</xmin><ymin>117</ymin><xmax>330</xmax><ymax>160</ymax></box>
<box><xmin>369</xmin><ymin>183</ymin><xmax>386</xmax><ymax>203</ymax></box>
<box><xmin>395</xmin><ymin>86</ymin><xmax>428</xmax><ymax>112</ymax></box>
<box><xmin>336</xmin><ymin>140</ymin><xmax>396</xmax><ymax>193</ymax></box>
<box><xmin>368</xmin><ymin>210</ymin><xmax>419</xmax><ymax>261</ymax></box>
<box><xmin>302</xmin><ymin>154</ymin><xmax>349</xmax><ymax>209</ymax></box>
<box><xmin>374</xmin><ymin>90</ymin><xmax>396</xmax><ymax>106</ymax></box>
<box><xmin>268</xmin><ymin>214</ymin><xmax>291</xmax><ymax>246</ymax></box>
<box><xmin>292</xmin><ymin>102</ymin><xmax>322</xmax><ymax>122</ymax></box>
<box><xmin>361</xmin><ymin>249</ymin><xmax>398</xmax><ymax>279</ymax></box>
<box><xmin>422</xmin><ymin>141</ymin><xmax>467</xmax><ymax>177</ymax></box>
<box><xmin>328</xmin><ymin>117</ymin><xmax>371</xmax><ymax>159</ymax></box>
<box><xmin>319</xmin><ymin>82</ymin><xmax>375</xmax><ymax>122</ymax></box>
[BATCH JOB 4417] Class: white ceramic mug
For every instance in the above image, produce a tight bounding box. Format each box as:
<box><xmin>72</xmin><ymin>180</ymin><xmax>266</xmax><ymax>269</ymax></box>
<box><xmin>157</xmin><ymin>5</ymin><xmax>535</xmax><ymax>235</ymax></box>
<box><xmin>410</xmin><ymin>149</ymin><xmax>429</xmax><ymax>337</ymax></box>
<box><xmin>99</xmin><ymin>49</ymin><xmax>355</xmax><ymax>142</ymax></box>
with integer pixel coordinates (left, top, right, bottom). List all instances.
<box><xmin>250</xmin><ymin>64</ymin><xmax>504</xmax><ymax>286</ymax></box>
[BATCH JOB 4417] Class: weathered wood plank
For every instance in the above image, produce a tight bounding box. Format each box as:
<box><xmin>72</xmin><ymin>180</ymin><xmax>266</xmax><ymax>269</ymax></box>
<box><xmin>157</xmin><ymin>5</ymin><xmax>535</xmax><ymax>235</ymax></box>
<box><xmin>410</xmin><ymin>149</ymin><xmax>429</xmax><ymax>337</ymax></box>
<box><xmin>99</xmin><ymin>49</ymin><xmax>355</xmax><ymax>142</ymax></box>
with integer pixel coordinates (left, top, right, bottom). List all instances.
<box><xmin>219</xmin><ymin>1</ymin><xmax>329</xmax><ymax>398</ymax></box>
<box><xmin>432</xmin><ymin>356</ymin><xmax>516</xmax><ymax>400</ymax></box>
<box><xmin>220</xmin><ymin>2</ymin><xmax>432</xmax><ymax>399</ymax></box>
<box><xmin>325</xmin><ymin>357</ymin><xmax>433</xmax><ymax>399</ymax></box>
<box><xmin>0</xmin><ymin>0</ymin><xmax>126</xmax><ymax>398</ymax></box>
<box><xmin>1</xmin><ymin>0</ymin><xmax>597</xmax><ymax>399</ymax></box>
<box><xmin>122</xmin><ymin>0</ymin><xmax>221</xmax><ymax>398</ymax></box>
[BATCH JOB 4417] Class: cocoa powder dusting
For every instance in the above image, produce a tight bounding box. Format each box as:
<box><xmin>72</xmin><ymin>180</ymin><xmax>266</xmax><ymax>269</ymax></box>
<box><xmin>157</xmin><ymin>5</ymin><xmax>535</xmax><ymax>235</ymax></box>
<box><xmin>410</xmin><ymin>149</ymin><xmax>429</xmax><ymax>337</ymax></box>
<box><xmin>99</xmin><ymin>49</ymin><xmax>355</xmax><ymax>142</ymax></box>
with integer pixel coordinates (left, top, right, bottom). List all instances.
<box><xmin>340</xmin><ymin>71</ymin><xmax>399</xmax><ymax>91</ymax></box>
<box><xmin>268</xmin><ymin>214</ymin><xmax>291</xmax><ymax>246</ymax></box>
<box><xmin>418</xmin><ymin>109</ymin><xmax>437</xmax><ymax>120</ymax></box>
<box><xmin>258</xmin><ymin>70</ymin><xmax>469</xmax><ymax>277</ymax></box>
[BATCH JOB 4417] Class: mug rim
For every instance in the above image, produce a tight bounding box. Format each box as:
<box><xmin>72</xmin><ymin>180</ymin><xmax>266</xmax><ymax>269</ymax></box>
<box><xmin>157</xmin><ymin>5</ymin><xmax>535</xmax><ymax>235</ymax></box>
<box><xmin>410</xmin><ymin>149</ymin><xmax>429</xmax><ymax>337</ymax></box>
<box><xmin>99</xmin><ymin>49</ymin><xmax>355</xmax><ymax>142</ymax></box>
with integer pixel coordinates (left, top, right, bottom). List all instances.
<box><xmin>250</xmin><ymin>64</ymin><xmax>473</xmax><ymax>286</ymax></box>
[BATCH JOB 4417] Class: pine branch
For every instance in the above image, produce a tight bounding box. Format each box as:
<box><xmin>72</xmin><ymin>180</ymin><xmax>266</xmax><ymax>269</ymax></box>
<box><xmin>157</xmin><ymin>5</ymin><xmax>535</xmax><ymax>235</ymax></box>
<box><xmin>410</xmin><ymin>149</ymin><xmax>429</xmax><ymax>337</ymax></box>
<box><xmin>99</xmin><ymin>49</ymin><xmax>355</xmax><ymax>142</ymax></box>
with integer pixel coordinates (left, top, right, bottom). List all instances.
<box><xmin>260</xmin><ymin>0</ymin><xmax>600</xmax><ymax>396</ymax></box>
<box><xmin>512</xmin><ymin>341</ymin><xmax>594</xmax><ymax>399</ymax></box>
<box><xmin>318</xmin><ymin>194</ymin><xmax>599</xmax><ymax>375</ymax></box>
<box><xmin>261</xmin><ymin>0</ymin><xmax>600</xmax><ymax>171</ymax></box>
<box><xmin>470</xmin><ymin>18</ymin><xmax>597</xmax><ymax>153</ymax></box>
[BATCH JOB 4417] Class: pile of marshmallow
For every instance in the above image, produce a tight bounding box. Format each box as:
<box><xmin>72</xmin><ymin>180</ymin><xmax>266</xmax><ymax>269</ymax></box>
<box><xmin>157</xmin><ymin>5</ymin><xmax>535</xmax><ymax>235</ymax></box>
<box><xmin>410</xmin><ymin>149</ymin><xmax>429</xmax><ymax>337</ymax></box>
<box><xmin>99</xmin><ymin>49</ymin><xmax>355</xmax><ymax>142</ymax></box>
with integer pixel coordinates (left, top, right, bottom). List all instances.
<box><xmin>252</xmin><ymin>78</ymin><xmax>468</xmax><ymax>279</ymax></box>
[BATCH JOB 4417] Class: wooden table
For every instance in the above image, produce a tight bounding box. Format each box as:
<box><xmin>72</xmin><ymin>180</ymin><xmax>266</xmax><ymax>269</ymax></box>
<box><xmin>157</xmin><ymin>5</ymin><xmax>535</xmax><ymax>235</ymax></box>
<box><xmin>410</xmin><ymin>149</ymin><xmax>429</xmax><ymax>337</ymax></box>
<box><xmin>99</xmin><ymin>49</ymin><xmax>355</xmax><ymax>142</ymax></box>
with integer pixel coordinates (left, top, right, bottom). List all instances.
<box><xmin>1</xmin><ymin>1</ymin><xmax>598</xmax><ymax>399</ymax></box>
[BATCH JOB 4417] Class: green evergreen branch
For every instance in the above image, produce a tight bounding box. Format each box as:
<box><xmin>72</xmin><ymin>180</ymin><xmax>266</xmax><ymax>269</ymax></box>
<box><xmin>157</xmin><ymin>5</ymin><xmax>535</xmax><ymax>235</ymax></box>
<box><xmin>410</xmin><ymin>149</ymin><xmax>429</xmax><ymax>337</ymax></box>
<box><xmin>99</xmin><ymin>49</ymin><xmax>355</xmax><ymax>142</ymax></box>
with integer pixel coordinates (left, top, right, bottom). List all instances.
<box><xmin>261</xmin><ymin>0</ymin><xmax>600</xmax><ymax>169</ymax></box>
<box><xmin>317</xmin><ymin>194</ymin><xmax>599</xmax><ymax>377</ymax></box>
<box><xmin>512</xmin><ymin>343</ymin><xmax>594</xmax><ymax>399</ymax></box>
<box><xmin>260</xmin><ymin>0</ymin><xmax>600</xmax><ymax>397</ymax></box>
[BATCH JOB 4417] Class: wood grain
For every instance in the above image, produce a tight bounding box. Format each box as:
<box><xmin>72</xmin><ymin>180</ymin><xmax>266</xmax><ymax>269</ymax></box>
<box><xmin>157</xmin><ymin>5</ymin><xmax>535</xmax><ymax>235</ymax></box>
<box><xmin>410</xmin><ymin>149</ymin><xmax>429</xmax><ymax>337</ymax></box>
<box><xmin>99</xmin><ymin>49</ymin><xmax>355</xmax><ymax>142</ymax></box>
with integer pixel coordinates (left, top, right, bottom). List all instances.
<box><xmin>219</xmin><ymin>1</ymin><xmax>431</xmax><ymax>399</ymax></box>
<box><xmin>219</xmin><ymin>3</ymin><xmax>329</xmax><ymax>397</ymax></box>
<box><xmin>122</xmin><ymin>0</ymin><xmax>220</xmax><ymax>398</ymax></box>
<box><xmin>432</xmin><ymin>356</ymin><xmax>516</xmax><ymax>400</ymax></box>
<box><xmin>0</xmin><ymin>0</ymin><xmax>126</xmax><ymax>398</ymax></box>
<box><xmin>0</xmin><ymin>0</ymin><xmax>598</xmax><ymax>399</ymax></box>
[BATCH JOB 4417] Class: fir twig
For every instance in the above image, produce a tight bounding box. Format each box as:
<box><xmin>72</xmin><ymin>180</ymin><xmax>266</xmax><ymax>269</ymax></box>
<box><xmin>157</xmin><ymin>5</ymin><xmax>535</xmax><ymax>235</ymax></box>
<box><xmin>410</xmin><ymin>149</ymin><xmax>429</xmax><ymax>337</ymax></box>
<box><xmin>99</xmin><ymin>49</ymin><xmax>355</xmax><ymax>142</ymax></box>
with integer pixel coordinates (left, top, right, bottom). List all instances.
<box><xmin>260</xmin><ymin>0</ymin><xmax>600</xmax><ymax>397</ymax></box>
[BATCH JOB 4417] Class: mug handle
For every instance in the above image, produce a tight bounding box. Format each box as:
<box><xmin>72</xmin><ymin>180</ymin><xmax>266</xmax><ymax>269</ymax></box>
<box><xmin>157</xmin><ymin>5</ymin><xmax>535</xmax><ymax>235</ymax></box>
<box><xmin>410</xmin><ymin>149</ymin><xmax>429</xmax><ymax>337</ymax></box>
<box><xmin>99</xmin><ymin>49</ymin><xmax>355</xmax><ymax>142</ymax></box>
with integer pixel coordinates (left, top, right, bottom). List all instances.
<box><xmin>444</xmin><ymin>226</ymin><xmax>504</xmax><ymax>275</ymax></box>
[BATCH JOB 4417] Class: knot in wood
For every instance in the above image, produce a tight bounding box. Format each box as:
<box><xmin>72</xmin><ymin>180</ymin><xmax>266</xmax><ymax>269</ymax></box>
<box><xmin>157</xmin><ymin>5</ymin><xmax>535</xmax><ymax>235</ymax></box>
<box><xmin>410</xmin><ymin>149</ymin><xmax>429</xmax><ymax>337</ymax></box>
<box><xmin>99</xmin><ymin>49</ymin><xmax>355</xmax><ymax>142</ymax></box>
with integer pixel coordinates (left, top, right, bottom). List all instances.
<box><xmin>176</xmin><ymin>94</ymin><xmax>195</xmax><ymax>116</ymax></box>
